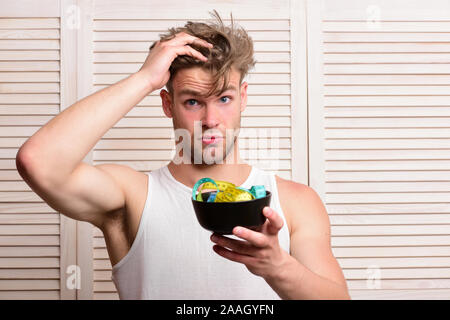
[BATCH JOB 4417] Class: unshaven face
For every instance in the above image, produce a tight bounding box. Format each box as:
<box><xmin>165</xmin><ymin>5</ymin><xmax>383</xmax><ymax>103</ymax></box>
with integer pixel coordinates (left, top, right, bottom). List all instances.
<box><xmin>160</xmin><ymin>66</ymin><xmax>248</xmax><ymax>165</ymax></box>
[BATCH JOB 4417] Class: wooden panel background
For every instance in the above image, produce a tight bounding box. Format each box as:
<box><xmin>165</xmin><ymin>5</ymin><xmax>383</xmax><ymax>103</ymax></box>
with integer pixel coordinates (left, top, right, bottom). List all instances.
<box><xmin>5</xmin><ymin>0</ymin><xmax>450</xmax><ymax>300</ymax></box>
<box><xmin>0</xmin><ymin>4</ymin><xmax>62</xmax><ymax>299</ymax></box>
<box><xmin>308</xmin><ymin>0</ymin><xmax>450</xmax><ymax>299</ymax></box>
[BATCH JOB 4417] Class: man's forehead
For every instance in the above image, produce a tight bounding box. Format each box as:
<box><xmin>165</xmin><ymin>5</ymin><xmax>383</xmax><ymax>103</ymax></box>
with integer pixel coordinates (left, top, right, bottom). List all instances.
<box><xmin>177</xmin><ymin>85</ymin><xmax>238</xmax><ymax>98</ymax></box>
<box><xmin>172</xmin><ymin>67</ymin><xmax>241</xmax><ymax>96</ymax></box>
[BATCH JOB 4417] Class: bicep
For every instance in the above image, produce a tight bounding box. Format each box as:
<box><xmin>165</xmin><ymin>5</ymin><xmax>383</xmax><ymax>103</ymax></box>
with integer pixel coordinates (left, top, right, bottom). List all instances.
<box><xmin>25</xmin><ymin>162</ymin><xmax>128</xmax><ymax>229</ymax></box>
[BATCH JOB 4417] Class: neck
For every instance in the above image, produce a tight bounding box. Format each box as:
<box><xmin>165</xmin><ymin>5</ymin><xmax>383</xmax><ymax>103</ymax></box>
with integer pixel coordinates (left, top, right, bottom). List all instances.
<box><xmin>167</xmin><ymin>143</ymin><xmax>252</xmax><ymax>189</ymax></box>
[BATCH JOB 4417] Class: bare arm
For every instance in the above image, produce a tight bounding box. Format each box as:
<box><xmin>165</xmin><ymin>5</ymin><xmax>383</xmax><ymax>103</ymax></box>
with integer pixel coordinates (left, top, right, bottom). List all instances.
<box><xmin>16</xmin><ymin>32</ymin><xmax>212</xmax><ymax>228</ymax></box>
<box><xmin>210</xmin><ymin>182</ymin><xmax>350</xmax><ymax>300</ymax></box>
<box><xmin>265</xmin><ymin>185</ymin><xmax>350</xmax><ymax>299</ymax></box>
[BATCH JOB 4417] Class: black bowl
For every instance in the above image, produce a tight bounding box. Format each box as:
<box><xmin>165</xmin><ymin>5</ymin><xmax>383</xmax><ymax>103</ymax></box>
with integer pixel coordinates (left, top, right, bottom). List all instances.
<box><xmin>191</xmin><ymin>191</ymin><xmax>271</xmax><ymax>235</ymax></box>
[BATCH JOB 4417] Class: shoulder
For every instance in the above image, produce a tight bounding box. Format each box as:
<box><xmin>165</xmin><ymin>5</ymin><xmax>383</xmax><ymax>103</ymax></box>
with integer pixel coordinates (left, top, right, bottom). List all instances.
<box><xmin>275</xmin><ymin>175</ymin><xmax>330</xmax><ymax>237</ymax></box>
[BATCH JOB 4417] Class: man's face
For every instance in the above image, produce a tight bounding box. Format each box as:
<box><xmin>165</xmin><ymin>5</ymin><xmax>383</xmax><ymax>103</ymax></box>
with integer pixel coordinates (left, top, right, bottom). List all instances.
<box><xmin>160</xmin><ymin>66</ymin><xmax>248</xmax><ymax>165</ymax></box>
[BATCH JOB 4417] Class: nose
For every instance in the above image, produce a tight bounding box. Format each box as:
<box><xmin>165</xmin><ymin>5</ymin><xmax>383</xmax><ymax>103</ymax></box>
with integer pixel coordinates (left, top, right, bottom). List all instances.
<box><xmin>202</xmin><ymin>104</ymin><xmax>220</xmax><ymax>128</ymax></box>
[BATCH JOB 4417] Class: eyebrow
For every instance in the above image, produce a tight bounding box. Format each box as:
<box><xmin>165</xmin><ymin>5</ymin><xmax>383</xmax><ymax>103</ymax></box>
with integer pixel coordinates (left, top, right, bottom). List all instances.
<box><xmin>178</xmin><ymin>85</ymin><xmax>237</xmax><ymax>98</ymax></box>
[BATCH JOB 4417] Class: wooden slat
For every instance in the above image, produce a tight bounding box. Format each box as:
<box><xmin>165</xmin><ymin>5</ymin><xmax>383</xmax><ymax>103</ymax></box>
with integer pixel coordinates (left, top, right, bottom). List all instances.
<box><xmin>93</xmin><ymin>292</ymin><xmax>119</xmax><ymax>300</ymax></box>
<box><xmin>323</xmin><ymin>32</ymin><xmax>450</xmax><ymax>42</ymax></box>
<box><xmin>0</xmin><ymin>29</ymin><xmax>59</xmax><ymax>39</ymax></box>
<box><xmin>0</xmin><ymin>192</ymin><xmax>51</xmax><ymax>202</ymax></box>
<box><xmin>331</xmin><ymin>225</ymin><xmax>450</xmax><ymax>236</ymax></box>
<box><xmin>94</xmin><ymin>0</ymin><xmax>290</xmax><ymax>19</ymax></box>
<box><xmin>0</xmin><ymin>105</ymin><xmax>59</xmax><ymax>115</ymax></box>
<box><xmin>325</xmin><ymin>42</ymin><xmax>450</xmax><ymax>53</ymax></box>
<box><xmin>0</xmin><ymin>257</ymin><xmax>59</xmax><ymax>268</ymax></box>
<box><xmin>329</xmin><ymin>214</ymin><xmax>450</xmax><ymax>225</ymax></box>
<box><xmin>94</xmin><ymin>41</ymin><xmax>290</xmax><ymax>52</ymax></box>
<box><xmin>323</xmin><ymin>21</ymin><xmax>450</xmax><ymax>32</ymax></box>
<box><xmin>323</xmin><ymin>0</ymin><xmax>450</xmax><ymax>20</ymax></box>
<box><xmin>334</xmin><ymin>246</ymin><xmax>450</xmax><ymax>258</ymax></box>
<box><xmin>350</xmin><ymin>289</ymin><xmax>450</xmax><ymax>300</ymax></box>
<box><xmin>326</xmin><ymin>203</ymin><xmax>450</xmax><ymax>214</ymax></box>
<box><xmin>325</xmin><ymin>86</ymin><xmax>450</xmax><ymax>96</ymax></box>
<box><xmin>326</xmin><ymin>182</ymin><xmax>450</xmax><ymax>193</ymax></box>
<box><xmin>324</xmin><ymin>106</ymin><xmax>450</xmax><ymax>117</ymax></box>
<box><xmin>0</xmin><ymin>94</ymin><xmax>59</xmax><ymax>104</ymax></box>
<box><xmin>324</xmin><ymin>96</ymin><xmax>450</xmax><ymax>107</ymax></box>
<box><xmin>326</xmin><ymin>170</ymin><xmax>450</xmax><ymax>181</ymax></box>
<box><xmin>346</xmin><ymin>279</ymin><xmax>450</xmax><ymax>290</ymax></box>
<box><xmin>343</xmin><ymin>267</ymin><xmax>450</xmax><ymax>279</ymax></box>
<box><xmin>331</xmin><ymin>235</ymin><xmax>450</xmax><ymax>247</ymax></box>
<box><xmin>93</xmin><ymin>19</ymin><xmax>290</xmax><ymax>31</ymax></box>
<box><xmin>94</xmin><ymin>30</ymin><xmax>289</xmax><ymax>41</ymax></box>
<box><xmin>326</xmin><ymin>193</ymin><xmax>450</xmax><ymax>203</ymax></box>
<box><xmin>0</xmin><ymin>39</ymin><xmax>59</xmax><ymax>49</ymax></box>
<box><xmin>0</xmin><ymin>235</ymin><xmax>59</xmax><ymax>246</ymax></box>
<box><xmin>0</xmin><ymin>225</ymin><xmax>59</xmax><ymax>235</ymax></box>
<box><xmin>0</xmin><ymin>18</ymin><xmax>59</xmax><ymax>29</ymax></box>
<box><xmin>0</xmin><ymin>72</ymin><xmax>59</xmax><ymax>82</ymax></box>
<box><xmin>325</xmin><ymin>138</ymin><xmax>450</xmax><ymax>149</ymax></box>
<box><xmin>0</xmin><ymin>246</ymin><xmax>59</xmax><ymax>257</ymax></box>
<box><xmin>324</xmin><ymin>63</ymin><xmax>450</xmax><ymax>74</ymax></box>
<box><xmin>324</xmin><ymin>53</ymin><xmax>450</xmax><ymax>64</ymax></box>
<box><xmin>325</xmin><ymin>128</ymin><xmax>450</xmax><ymax>139</ymax></box>
<box><xmin>0</xmin><ymin>83</ymin><xmax>60</xmax><ymax>93</ymax></box>
<box><xmin>0</xmin><ymin>279</ymin><xmax>59</xmax><ymax>290</ymax></box>
<box><xmin>94</xmin><ymin>51</ymin><xmax>291</xmax><ymax>63</ymax></box>
<box><xmin>94</xmin><ymin>281</ymin><xmax>116</xmax><ymax>292</ymax></box>
<box><xmin>0</xmin><ymin>213</ymin><xmax>59</xmax><ymax>224</ymax></box>
<box><xmin>0</xmin><ymin>50</ymin><xmax>60</xmax><ymax>61</ymax></box>
<box><xmin>0</xmin><ymin>202</ymin><xmax>57</xmax><ymax>214</ymax></box>
<box><xmin>337</xmin><ymin>256</ymin><xmax>450</xmax><ymax>268</ymax></box>
<box><xmin>0</xmin><ymin>268</ymin><xmax>59</xmax><ymax>279</ymax></box>
<box><xmin>325</xmin><ymin>149</ymin><xmax>450</xmax><ymax>160</ymax></box>
<box><xmin>94</xmin><ymin>270</ymin><xmax>112</xmax><ymax>281</ymax></box>
<box><xmin>0</xmin><ymin>290</ymin><xmax>59</xmax><ymax>300</ymax></box>
<box><xmin>325</xmin><ymin>74</ymin><xmax>450</xmax><ymax>85</ymax></box>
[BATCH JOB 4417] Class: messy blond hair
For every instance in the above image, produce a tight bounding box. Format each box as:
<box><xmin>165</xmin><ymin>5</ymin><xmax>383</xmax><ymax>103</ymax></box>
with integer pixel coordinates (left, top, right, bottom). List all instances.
<box><xmin>151</xmin><ymin>10</ymin><xmax>256</xmax><ymax>97</ymax></box>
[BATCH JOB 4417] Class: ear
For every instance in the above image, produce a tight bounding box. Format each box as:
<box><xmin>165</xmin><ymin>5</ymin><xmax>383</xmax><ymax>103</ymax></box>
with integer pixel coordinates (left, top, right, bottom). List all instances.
<box><xmin>160</xmin><ymin>89</ymin><xmax>173</xmax><ymax>118</ymax></box>
<box><xmin>239</xmin><ymin>81</ymin><xmax>248</xmax><ymax>113</ymax></box>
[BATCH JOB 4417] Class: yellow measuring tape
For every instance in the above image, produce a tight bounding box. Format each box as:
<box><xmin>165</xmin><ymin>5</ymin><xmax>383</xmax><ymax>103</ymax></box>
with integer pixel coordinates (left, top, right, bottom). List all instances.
<box><xmin>192</xmin><ymin>177</ymin><xmax>266</xmax><ymax>203</ymax></box>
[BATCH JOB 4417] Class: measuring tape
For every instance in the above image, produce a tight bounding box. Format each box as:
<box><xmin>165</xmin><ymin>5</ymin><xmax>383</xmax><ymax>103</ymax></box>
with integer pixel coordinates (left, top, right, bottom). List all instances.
<box><xmin>192</xmin><ymin>177</ymin><xmax>266</xmax><ymax>203</ymax></box>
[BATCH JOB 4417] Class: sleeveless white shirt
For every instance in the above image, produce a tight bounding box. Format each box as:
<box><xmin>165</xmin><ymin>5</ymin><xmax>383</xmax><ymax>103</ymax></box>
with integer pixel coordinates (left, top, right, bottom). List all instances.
<box><xmin>111</xmin><ymin>164</ymin><xmax>291</xmax><ymax>299</ymax></box>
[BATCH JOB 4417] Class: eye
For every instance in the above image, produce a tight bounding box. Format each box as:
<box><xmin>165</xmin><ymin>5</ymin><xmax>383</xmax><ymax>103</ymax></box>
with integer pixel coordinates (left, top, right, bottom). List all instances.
<box><xmin>185</xmin><ymin>99</ymin><xmax>198</xmax><ymax>106</ymax></box>
<box><xmin>219</xmin><ymin>96</ymin><xmax>231</xmax><ymax>103</ymax></box>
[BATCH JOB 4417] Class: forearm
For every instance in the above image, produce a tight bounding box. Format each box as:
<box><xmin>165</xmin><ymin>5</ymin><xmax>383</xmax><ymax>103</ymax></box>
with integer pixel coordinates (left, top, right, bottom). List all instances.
<box><xmin>266</xmin><ymin>253</ymin><xmax>350</xmax><ymax>300</ymax></box>
<box><xmin>18</xmin><ymin>71</ymin><xmax>152</xmax><ymax>182</ymax></box>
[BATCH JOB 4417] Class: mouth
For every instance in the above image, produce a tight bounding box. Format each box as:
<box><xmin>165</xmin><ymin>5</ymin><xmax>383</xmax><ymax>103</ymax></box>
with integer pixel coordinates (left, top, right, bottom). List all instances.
<box><xmin>202</xmin><ymin>135</ymin><xmax>223</xmax><ymax>145</ymax></box>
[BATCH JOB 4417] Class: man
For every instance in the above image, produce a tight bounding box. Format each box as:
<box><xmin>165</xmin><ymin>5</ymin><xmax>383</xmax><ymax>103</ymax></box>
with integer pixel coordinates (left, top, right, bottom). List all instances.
<box><xmin>15</xmin><ymin>12</ymin><xmax>349</xmax><ymax>299</ymax></box>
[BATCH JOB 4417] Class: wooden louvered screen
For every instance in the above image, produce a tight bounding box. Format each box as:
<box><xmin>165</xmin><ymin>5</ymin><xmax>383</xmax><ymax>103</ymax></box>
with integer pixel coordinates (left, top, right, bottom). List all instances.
<box><xmin>308</xmin><ymin>0</ymin><xmax>450</xmax><ymax>299</ymax></box>
<box><xmin>0</xmin><ymin>2</ymin><xmax>62</xmax><ymax>299</ymax></box>
<box><xmin>90</xmin><ymin>0</ymin><xmax>300</xmax><ymax>300</ymax></box>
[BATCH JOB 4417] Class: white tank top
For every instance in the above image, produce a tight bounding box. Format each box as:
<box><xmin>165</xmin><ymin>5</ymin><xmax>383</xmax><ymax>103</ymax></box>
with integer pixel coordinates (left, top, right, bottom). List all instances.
<box><xmin>111</xmin><ymin>164</ymin><xmax>291</xmax><ymax>299</ymax></box>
